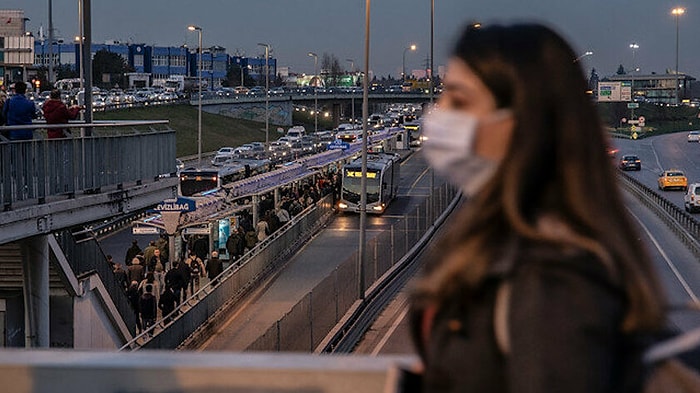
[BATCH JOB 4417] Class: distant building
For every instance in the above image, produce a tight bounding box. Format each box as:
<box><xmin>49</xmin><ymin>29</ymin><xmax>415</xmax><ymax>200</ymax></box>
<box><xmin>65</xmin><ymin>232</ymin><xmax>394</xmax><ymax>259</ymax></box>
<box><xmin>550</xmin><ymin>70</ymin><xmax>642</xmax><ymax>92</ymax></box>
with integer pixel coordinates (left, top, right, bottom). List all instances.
<box><xmin>0</xmin><ymin>9</ymin><xmax>33</xmax><ymax>86</ymax></box>
<box><xmin>604</xmin><ymin>72</ymin><xmax>696</xmax><ymax>105</ymax></box>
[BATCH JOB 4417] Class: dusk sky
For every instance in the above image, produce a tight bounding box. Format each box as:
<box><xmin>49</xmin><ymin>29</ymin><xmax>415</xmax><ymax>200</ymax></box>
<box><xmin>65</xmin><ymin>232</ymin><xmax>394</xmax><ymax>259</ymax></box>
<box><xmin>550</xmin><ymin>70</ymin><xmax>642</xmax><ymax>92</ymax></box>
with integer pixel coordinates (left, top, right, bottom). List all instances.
<box><xmin>7</xmin><ymin>1</ymin><xmax>699</xmax><ymax>79</ymax></box>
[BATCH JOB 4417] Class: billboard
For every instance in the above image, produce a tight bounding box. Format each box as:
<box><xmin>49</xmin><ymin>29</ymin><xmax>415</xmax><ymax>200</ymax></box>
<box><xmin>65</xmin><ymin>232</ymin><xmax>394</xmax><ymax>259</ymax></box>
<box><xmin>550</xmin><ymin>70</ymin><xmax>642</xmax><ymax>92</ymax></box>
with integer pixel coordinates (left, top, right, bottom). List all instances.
<box><xmin>0</xmin><ymin>10</ymin><xmax>26</xmax><ymax>37</ymax></box>
<box><xmin>3</xmin><ymin>36</ymin><xmax>34</xmax><ymax>65</ymax></box>
<box><xmin>598</xmin><ymin>81</ymin><xmax>632</xmax><ymax>102</ymax></box>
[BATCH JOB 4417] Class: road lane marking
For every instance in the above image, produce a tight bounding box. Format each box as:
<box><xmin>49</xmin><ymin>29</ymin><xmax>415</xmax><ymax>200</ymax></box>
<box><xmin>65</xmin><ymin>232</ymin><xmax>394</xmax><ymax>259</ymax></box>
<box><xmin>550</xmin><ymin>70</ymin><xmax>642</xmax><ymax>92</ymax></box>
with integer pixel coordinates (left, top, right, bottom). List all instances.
<box><xmin>371</xmin><ymin>300</ymin><xmax>410</xmax><ymax>356</ymax></box>
<box><xmin>649</xmin><ymin>139</ymin><xmax>664</xmax><ymax>171</ymax></box>
<box><xmin>627</xmin><ymin>208</ymin><xmax>699</xmax><ymax>303</ymax></box>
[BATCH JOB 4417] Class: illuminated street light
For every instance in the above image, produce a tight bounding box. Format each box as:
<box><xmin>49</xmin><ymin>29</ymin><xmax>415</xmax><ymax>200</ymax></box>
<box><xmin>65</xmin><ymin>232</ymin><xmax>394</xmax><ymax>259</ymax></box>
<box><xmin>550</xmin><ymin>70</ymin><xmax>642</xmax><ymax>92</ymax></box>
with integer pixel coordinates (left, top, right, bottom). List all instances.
<box><xmin>402</xmin><ymin>44</ymin><xmax>417</xmax><ymax>81</ymax></box>
<box><xmin>573</xmin><ymin>51</ymin><xmax>593</xmax><ymax>63</ymax></box>
<box><xmin>308</xmin><ymin>52</ymin><xmax>318</xmax><ymax>133</ymax></box>
<box><xmin>672</xmin><ymin>7</ymin><xmax>685</xmax><ymax>105</ymax></box>
<box><xmin>187</xmin><ymin>25</ymin><xmax>203</xmax><ymax>166</ymax></box>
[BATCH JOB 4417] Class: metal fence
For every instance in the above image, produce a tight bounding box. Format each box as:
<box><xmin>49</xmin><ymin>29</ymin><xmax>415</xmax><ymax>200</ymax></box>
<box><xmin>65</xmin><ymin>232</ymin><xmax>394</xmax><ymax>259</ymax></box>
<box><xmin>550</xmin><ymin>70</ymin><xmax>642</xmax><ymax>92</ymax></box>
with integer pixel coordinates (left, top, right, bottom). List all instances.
<box><xmin>247</xmin><ymin>182</ymin><xmax>459</xmax><ymax>352</ymax></box>
<box><xmin>0</xmin><ymin>121</ymin><xmax>176</xmax><ymax>209</ymax></box>
<box><xmin>120</xmin><ymin>194</ymin><xmax>336</xmax><ymax>350</ymax></box>
<box><xmin>619</xmin><ymin>172</ymin><xmax>700</xmax><ymax>260</ymax></box>
<box><xmin>54</xmin><ymin>229</ymin><xmax>137</xmax><ymax>337</ymax></box>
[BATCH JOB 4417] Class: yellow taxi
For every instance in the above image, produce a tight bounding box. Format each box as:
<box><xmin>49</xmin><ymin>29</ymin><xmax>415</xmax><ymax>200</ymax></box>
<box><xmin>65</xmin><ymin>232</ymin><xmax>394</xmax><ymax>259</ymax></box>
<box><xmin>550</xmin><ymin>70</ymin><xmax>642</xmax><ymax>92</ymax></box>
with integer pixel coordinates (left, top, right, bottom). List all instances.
<box><xmin>658</xmin><ymin>169</ymin><xmax>688</xmax><ymax>191</ymax></box>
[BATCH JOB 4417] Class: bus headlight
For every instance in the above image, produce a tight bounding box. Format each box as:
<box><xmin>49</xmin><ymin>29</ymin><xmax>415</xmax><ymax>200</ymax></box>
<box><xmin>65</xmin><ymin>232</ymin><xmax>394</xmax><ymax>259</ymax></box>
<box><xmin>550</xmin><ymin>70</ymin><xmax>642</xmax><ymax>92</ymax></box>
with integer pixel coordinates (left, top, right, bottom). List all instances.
<box><xmin>372</xmin><ymin>205</ymin><xmax>384</xmax><ymax>211</ymax></box>
<box><xmin>338</xmin><ymin>202</ymin><xmax>348</xmax><ymax>209</ymax></box>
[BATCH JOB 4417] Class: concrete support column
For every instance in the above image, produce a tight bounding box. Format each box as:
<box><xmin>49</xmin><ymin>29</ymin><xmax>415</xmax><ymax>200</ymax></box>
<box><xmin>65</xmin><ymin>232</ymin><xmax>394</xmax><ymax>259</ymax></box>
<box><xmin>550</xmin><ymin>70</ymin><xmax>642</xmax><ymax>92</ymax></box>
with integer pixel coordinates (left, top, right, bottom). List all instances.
<box><xmin>332</xmin><ymin>103</ymin><xmax>342</xmax><ymax>129</ymax></box>
<box><xmin>252</xmin><ymin>194</ymin><xmax>260</xmax><ymax>228</ymax></box>
<box><xmin>20</xmin><ymin>235</ymin><xmax>50</xmax><ymax>348</ymax></box>
<box><xmin>274</xmin><ymin>188</ymin><xmax>280</xmax><ymax>208</ymax></box>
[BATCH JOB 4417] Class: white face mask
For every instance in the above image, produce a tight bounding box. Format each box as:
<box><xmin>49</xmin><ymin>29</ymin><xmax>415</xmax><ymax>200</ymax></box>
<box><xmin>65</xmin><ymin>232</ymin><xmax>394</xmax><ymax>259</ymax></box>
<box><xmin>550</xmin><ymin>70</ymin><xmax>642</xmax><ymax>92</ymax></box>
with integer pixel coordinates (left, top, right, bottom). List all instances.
<box><xmin>421</xmin><ymin>108</ymin><xmax>511</xmax><ymax>196</ymax></box>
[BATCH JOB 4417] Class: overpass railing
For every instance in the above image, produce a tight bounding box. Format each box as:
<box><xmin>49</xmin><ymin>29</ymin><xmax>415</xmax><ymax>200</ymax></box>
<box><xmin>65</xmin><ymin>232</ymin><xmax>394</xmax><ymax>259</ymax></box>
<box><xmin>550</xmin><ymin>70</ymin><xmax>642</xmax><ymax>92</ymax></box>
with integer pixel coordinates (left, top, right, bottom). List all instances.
<box><xmin>0</xmin><ymin>121</ymin><xmax>176</xmax><ymax>210</ymax></box>
<box><xmin>54</xmin><ymin>228</ymin><xmax>137</xmax><ymax>337</ymax></box>
<box><xmin>248</xmin><ymin>181</ymin><xmax>459</xmax><ymax>352</ymax></box>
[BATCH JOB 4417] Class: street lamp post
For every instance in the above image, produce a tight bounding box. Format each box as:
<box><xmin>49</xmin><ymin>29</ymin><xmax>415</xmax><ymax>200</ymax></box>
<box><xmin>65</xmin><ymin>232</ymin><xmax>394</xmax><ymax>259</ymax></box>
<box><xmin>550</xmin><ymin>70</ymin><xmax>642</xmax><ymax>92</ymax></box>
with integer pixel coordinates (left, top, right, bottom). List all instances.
<box><xmin>188</xmin><ymin>25</ymin><xmax>203</xmax><ymax>167</ymax></box>
<box><xmin>308</xmin><ymin>52</ymin><xmax>318</xmax><ymax>133</ymax></box>
<box><xmin>346</xmin><ymin>58</ymin><xmax>355</xmax><ymax>124</ymax></box>
<box><xmin>629</xmin><ymin>43</ymin><xmax>639</xmax><ymax>118</ymax></box>
<box><xmin>672</xmin><ymin>7</ymin><xmax>685</xmax><ymax>105</ymax></box>
<box><xmin>258</xmin><ymin>43</ymin><xmax>270</xmax><ymax>146</ymax></box>
<box><xmin>402</xmin><ymin>44</ymin><xmax>417</xmax><ymax>81</ymax></box>
<box><xmin>573</xmin><ymin>51</ymin><xmax>593</xmax><ymax>63</ymax></box>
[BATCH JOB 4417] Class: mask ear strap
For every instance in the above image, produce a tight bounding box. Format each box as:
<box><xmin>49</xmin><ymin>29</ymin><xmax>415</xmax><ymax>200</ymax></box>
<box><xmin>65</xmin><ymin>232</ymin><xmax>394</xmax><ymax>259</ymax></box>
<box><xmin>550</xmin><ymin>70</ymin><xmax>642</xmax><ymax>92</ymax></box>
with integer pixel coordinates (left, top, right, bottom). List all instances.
<box><xmin>488</xmin><ymin>109</ymin><xmax>514</xmax><ymax>124</ymax></box>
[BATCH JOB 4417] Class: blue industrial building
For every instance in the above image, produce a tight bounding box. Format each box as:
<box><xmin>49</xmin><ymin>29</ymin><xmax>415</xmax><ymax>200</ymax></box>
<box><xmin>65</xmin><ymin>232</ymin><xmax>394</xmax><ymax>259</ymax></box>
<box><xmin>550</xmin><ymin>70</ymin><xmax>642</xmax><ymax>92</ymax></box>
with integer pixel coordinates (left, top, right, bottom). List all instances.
<box><xmin>34</xmin><ymin>41</ymin><xmax>276</xmax><ymax>89</ymax></box>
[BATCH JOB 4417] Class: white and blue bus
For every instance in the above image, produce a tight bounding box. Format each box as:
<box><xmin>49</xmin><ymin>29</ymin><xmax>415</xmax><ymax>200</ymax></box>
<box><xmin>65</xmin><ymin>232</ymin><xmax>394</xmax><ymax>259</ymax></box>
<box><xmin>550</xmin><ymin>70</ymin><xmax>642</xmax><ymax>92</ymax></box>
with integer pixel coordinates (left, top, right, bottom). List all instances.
<box><xmin>178</xmin><ymin>159</ymin><xmax>269</xmax><ymax>197</ymax></box>
<box><xmin>338</xmin><ymin>153</ymin><xmax>401</xmax><ymax>214</ymax></box>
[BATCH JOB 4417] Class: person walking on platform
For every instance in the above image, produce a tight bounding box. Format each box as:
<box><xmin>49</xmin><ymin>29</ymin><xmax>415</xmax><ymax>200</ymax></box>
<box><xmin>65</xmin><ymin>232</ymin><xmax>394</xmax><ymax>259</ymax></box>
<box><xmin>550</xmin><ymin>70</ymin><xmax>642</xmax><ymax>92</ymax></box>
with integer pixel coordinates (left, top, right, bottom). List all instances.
<box><xmin>409</xmin><ymin>23</ymin><xmax>664</xmax><ymax>393</ymax></box>
<box><xmin>158</xmin><ymin>285</ymin><xmax>178</xmax><ymax>324</ymax></box>
<box><xmin>139</xmin><ymin>284</ymin><xmax>157</xmax><ymax>334</ymax></box>
<box><xmin>165</xmin><ymin>261</ymin><xmax>186</xmax><ymax>305</ymax></box>
<box><xmin>127</xmin><ymin>258</ymin><xmax>144</xmax><ymax>284</ymax></box>
<box><xmin>126</xmin><ymin>281</ymin><xmax>142</xmax><ymax>333</ymax></box>
<box><xmin>226</xmin><ymin>227</ymin><xmax>245</xmax><ymax>264</ymax></box>
<box><xmin>143</xmin><ymin>241</ymin><xmax>157</xmax><ymax>266</ymax></box>
<box><xmin>113</xmin><ymin>262</ymin><xmax>128</xmax><ymax>291</ymax></box>
<box><xmin>125</xmin><ymin>240</ymin><xmax>142</xmax><ymax>266</ymax></box>
<box><xmin>206</xmin><ymin>251</ymin><xmax>224</xmax><ymax>285</ymax></box>
<box><xmin>149</xmin><ymin>249</ymin><xmax>166</xmax><ymax>293</ymax></box>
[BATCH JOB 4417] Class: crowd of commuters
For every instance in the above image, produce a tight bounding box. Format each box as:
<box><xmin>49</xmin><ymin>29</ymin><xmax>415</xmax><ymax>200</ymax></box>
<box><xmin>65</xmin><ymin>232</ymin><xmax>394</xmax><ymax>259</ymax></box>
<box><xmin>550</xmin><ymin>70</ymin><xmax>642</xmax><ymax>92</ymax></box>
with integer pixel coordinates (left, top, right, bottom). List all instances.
<box><xmin>113</xmin><ymin>172</ymin><xmax>338</xmax><ymax>334</ymax></box>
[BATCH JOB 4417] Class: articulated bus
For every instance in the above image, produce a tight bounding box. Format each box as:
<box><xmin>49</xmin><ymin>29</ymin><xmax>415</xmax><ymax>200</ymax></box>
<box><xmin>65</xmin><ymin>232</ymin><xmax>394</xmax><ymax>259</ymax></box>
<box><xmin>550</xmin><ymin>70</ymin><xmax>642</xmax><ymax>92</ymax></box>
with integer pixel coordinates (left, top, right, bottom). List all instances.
<box><xmin>178</xmin><ymin>159</ymin><xmax>269</xmax><ymax>197</ymax></box>
<box><xmin>338</xmin><ymin>153</ymin><xmax>401</xmax><ymax>214</ymax></box>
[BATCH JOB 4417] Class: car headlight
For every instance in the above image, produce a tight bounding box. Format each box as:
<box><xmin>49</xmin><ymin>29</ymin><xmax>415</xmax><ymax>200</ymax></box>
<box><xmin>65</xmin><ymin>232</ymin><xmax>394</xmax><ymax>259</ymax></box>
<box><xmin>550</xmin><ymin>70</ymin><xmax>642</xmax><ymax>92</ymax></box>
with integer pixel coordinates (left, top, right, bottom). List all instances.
<box><xmin>338</xmin><ymin>202</ymin><xmax>348</xmax><ymax>209</ymax></box>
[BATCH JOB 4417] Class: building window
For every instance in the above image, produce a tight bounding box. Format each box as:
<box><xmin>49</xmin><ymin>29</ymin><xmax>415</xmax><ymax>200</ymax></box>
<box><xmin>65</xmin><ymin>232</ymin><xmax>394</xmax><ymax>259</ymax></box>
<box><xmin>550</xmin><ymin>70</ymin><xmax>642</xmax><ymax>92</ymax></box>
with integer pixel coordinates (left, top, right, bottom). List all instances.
<box><xmin>134</xmin><ymin>54</ymin><xmax>144</xmax><ymax>67</ymax></box>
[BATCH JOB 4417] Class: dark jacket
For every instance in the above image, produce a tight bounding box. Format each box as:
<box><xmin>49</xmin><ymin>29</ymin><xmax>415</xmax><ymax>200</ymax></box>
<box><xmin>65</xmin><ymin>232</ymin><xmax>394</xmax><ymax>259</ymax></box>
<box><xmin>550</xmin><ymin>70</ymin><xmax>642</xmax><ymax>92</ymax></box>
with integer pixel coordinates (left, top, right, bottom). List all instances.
<box><xmin>113</xmin><ymin>266</ymin><xmax>128</xmax><ymax>290</ymax></box>
<box><xmin>158</xmin><ymin>287</ymin><xmax>178</xmax><ymax>317</ymax></box>
<box><xmin>206</xmin><ymin>257</ymin><xmax>224</xmax><ymax>280</ymax></box>
<box><xmin>226</xmin><ymin>232</ymin><xmax>244</xmax><ymax>257</ymax></box>
<box><xmin>165</xmin><ymin>267</ymin><xmax>186</xmax><ymax>291</ymax></box>
<box><xmin>413</xmin><ymin>243</ymin><xmax>638</xmax><ymax>393</ymax></box>
<box><xmin>3</xmin><ymin>94</ymin><xmax>37</xmax><ymax>140</ymax></box>
<box><xmin>125</xmin><ymin>244</ymin><xmax>142</xmax><ymax>265</ymax></box>
<box><xmin>42</xmin><ymin>99</ymin><xmax>80</xmax><ymax>138</ymax></box>
<box><xmin>127</xmin><ymin>263</ymin><xmax>145</xmax><ymax>284</ymax></box>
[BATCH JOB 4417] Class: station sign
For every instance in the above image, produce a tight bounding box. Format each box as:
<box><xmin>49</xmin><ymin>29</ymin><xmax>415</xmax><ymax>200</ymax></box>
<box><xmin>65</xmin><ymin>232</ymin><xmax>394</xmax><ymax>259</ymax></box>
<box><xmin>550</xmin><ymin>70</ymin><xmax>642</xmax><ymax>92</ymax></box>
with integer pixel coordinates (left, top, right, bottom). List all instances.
<box><xmin>154</xmin><ymin>197</ymin><xmax>197</xmax><ymax>213</ymax></box>
<box><xmin>183</xmin><ymin>227</ymin><xmax>210</xmax><ymax>235</ymax></box>
<box><xmin>132</xmin><ymin>226</ymin><xmax>160</xmax><ymax>235</ymax></box>
<box><xmin>627</xmin><ymin>102</ymin><xmax>639</xmax><ymax>109</ymax></box>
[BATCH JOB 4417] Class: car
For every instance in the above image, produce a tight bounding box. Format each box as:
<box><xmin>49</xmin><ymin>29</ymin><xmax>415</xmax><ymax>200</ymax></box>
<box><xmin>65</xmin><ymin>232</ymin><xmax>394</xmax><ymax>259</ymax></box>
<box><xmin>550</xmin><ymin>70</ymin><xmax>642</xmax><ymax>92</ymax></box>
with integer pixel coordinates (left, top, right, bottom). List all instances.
<box><xmin>277</xmin><ymin>136</ymin><xmax>293</xmax><ymax>147</ymax></box>
<box><xmin>619</xmin><ymin>154</ymin><xmax>641</xmax><ymax>171</ymax></box>
<box><xmin>233</xmin><ymin>86</ymin><xmax>249</xmax><ymax>95</ymax></box>
<box><xmin>684</xmin><ymin>183</ymin><xmax>700</xmax><ymax>212</ymax></box>
<box><xmin>247</xmin><ymin>86</ymin><xmax>264</xmax><ymax>95</ymax></box>
<box><xmin>688</xmin><ymin>131</ymin><xmax>700</xmax><ymax>142</ymax></box>
<box><xmin>658</xmin><ymin>169</ymin><xmax>688</xmax><ymax>191</ymax></box>
<box><xmin>216</xmin><ymin>147</ymin><xmax>236</xmax><ymax>155</ymax></box>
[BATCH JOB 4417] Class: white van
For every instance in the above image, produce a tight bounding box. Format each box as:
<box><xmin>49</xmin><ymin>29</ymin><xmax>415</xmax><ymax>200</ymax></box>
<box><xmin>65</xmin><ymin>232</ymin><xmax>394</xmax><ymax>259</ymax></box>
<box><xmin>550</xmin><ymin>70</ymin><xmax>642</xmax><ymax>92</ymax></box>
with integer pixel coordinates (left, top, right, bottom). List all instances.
<box><xmin>684</xmin><ymin>183</ymin><xmax>700</xmax><ymax>212</ymax></box>
<box><xmin>286</xmin><ymin>126</ymin><xmax>306</xmax><ymax>142</ymax></box>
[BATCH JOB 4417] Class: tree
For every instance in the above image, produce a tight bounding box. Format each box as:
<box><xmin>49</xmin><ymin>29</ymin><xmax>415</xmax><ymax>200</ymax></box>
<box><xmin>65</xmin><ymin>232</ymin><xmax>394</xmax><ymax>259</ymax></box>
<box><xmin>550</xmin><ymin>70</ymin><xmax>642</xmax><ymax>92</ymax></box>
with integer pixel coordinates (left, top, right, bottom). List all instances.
<box><xmin>92</xmin><ymin>49</ymin><xmax>130</xmax><ymax>89</ymax></box>
<box><xmin>225</xmin><ymin>64</ymin><xmax>254</xmax><ymax>87</ymax></box>
<box><xmin>321</xmin><ymin>53</ymin><xmax>342</xmax><ymax>87</ymax></box>
<box><xmin>55</xmin><ymin>64</ymin><xmax>78</xmax><ymax>80</ymax></box>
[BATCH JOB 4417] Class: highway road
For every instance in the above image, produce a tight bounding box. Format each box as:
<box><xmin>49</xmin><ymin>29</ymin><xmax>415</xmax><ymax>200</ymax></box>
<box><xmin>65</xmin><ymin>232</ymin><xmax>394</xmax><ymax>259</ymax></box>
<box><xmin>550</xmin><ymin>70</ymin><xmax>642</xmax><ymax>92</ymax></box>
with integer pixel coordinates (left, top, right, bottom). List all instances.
<box><xmin>356</xmin><ymin>132</ymin><xmax>700</xmax><ymax>356</ymax></box>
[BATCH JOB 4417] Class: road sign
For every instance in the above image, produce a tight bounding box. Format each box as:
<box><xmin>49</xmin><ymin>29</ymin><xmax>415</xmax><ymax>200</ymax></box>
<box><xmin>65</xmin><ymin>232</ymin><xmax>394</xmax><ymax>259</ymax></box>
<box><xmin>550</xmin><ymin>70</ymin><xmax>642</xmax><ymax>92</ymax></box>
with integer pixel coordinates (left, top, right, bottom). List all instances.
<box><xmin>638</xmin><ymin>116</ymin><xmax>645</xmax><ymax>122</ymax></box>
<box><xmin>155</xmin><ymin>197</ymin><xmax>197</xmax><ymax>213</ymax></box>
<box><xmin>627</xmin><ymin>103</ymin><xmax>639</xmax><ymax>109</ymax></box>
<box><xmin>631</xmin><ymin>125</ymin><xmax>638</xmax><ymax>131</ymax></box>
<box><xmin>632</xmin><ymin>132</ymin><xmax>638</xmax><ymax>140</ymax></box>
<box><xmin>328</xmin><ymin>140</ymin><xmax>350</xmax><ymax>151</ymax></box>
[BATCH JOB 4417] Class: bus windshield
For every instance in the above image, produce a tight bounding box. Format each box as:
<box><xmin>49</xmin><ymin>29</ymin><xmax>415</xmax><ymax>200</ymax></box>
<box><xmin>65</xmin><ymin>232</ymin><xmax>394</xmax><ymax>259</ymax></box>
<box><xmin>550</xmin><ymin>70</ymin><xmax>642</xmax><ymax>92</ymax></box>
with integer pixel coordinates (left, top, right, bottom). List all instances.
<box><xmin>179</xmin><ymin>171</ymin><xmax>218</xmax><ymax>197</ymax></box>
<box><xmin>342</xmin><ymin>170</ymin><xmax>380</xmax><ymax>204</ymax></box>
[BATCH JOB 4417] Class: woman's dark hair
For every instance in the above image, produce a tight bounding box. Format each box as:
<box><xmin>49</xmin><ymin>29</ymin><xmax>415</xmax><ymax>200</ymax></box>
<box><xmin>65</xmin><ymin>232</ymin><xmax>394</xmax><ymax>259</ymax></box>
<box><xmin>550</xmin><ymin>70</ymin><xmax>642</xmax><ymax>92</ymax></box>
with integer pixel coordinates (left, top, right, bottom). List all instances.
<box><xmin>415</xmin><ymin>23</ymin><xmax>663</xmax><ymax>332</ymax></box>
<box><xmin>50</xmin><ymin>89</ymin><xmax>61</xmax><ymax>99</ymax></box>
